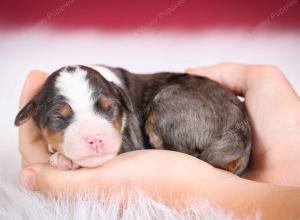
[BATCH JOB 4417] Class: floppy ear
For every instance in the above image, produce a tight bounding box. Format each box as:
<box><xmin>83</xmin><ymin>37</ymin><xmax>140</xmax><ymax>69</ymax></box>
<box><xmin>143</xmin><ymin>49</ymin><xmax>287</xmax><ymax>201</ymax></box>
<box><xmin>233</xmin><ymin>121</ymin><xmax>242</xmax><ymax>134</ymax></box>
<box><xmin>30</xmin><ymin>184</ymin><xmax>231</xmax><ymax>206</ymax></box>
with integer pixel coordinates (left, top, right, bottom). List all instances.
<box><xmin>111</xmin><ymin>83</ymin><xmax>133</xmax><ymax>113</ymax></box>
<box><xmin>14</xmin><ymin>100</ymin><xmax>37</xmax><ymax>126</ymax></box>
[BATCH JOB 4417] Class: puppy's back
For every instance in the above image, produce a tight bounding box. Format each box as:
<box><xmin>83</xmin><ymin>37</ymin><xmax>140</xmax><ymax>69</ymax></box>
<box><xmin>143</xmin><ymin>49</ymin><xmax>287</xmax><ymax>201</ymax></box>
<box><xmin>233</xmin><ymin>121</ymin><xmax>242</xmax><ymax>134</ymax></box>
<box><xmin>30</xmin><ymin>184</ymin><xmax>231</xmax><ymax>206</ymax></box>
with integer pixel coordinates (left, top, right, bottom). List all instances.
<box><xmin>144</xmin><ymin>74</ymin><xmax>251</xmax><ymax>175</ymax></box>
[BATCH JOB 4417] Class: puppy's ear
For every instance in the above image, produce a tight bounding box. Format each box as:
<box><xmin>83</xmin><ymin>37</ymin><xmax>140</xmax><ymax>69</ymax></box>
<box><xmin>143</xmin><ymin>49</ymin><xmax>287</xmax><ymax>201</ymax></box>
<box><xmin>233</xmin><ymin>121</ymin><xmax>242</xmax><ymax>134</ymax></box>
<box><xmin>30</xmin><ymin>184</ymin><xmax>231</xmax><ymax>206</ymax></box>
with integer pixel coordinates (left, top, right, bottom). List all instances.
<box><xmin>14</xmin><ymin>100</ymin><xmax>37</xmax><ymax>126</ymax></box>
<box><xmin>111</xmin><ymin>83</ymin><xmax>133</xmax><ymax>113</ymax></box>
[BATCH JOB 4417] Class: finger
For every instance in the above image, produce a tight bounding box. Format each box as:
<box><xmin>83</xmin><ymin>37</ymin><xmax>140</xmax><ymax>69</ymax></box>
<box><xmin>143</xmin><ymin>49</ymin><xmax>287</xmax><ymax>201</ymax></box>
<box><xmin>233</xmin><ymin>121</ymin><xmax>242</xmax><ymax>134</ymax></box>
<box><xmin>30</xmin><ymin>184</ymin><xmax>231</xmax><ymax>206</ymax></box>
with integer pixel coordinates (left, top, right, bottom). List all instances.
<box><xmin>18</xmin><ymin>70</ymin><xmax>50</xmax><ymax>164</ymax></box>
<box><xmin>187</xmin><ymin>62</ymin><xmax>299</xmax><ymax>98</ymax></box>
<box><xmin>187</xmin><ymin>63</ymin><xmax>300</xmax><ymax>112</ymax></box>
<box><xmin>186</xmin><ymin>63</ymin><xmax>252</xmax><ymax>96</ymax></box>
<box><xmin>21</xmin><ymin>164</ymin><xmax>97</xmax><ymax>196</ymax></box>
<box><xmin>19</xmin><ymin>70</ymin><xmax>48</xmax><ymax>108</ymax></box>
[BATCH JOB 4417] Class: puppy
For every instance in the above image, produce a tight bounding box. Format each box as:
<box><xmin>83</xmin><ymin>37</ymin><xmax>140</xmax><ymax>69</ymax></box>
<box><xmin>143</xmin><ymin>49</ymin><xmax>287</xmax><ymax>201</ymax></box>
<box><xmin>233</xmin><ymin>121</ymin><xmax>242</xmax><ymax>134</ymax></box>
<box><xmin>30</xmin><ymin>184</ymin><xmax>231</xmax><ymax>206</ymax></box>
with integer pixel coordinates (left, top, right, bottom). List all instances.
<box><xmin>15</xmin><ymin>65</ymin><xmax>252</xmax><ymax>174</ymax></box>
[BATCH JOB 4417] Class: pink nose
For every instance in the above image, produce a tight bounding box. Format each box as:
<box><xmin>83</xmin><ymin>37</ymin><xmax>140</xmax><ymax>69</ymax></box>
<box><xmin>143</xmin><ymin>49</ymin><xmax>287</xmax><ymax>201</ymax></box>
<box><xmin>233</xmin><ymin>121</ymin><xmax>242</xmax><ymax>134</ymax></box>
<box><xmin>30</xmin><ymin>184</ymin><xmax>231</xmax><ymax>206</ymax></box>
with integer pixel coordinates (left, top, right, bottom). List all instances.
<box><xmin>86</xmin><ymin>135</ymin><xmax>103</xmax><ymax>153</ymax></box>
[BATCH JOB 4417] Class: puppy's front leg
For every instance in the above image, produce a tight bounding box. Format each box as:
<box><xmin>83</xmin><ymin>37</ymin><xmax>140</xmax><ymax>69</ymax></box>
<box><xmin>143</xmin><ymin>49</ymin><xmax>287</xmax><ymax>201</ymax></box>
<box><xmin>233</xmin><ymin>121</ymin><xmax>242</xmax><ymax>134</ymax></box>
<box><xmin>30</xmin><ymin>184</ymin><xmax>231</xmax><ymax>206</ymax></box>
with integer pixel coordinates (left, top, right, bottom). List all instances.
<box><xmin>48</xmin><ymin>152</ymin><xmax>80</xmax><ymax>170</ymax></box>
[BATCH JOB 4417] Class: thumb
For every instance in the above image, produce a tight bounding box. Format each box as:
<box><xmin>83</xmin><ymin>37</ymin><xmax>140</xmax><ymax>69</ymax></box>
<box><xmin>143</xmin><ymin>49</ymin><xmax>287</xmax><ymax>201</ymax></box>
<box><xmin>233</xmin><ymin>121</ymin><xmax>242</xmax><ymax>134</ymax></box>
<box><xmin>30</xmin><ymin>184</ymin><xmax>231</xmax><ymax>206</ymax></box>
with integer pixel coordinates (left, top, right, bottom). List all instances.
<box><xmin>21</xmin><ymin>164</ymin><xmax>96</xmax><ymax>196</ymax></box>
<box><xmin>186</xmin><ymin>63</ymin><xmax>250</xmax><ymax>96</ymax></box>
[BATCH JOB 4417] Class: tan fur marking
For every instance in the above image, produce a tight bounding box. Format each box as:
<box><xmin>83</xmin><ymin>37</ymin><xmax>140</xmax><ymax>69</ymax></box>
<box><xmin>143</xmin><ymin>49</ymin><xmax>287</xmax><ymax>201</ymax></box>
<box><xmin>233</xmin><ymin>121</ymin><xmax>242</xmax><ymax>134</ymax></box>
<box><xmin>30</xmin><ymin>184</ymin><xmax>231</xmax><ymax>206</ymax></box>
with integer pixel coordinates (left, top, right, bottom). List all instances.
<box><xmin>221</xmin><ymin>156</ymin><xmax>244</xmax><ymax>173</ymax></box>
<box><xmin>99</xmin><ymin>96</ymin><xmax>112</xmax><ymax>110</ymax></box>
<box><xmin>145</xmin><ymin>111</ymin><xmax>163</xmax><ymax>149</ymax></box>
<box><xmin>57</xmin><ymin>103</ymin><xmax>72</xmax><ymax>118</ymax></box>
<box><xmin>112</xmin><ymin>111</ymin><xmax>122</xmax><ymax>132</ymax></box>
<box><xmin>42</xmin><ymin>128</ymin><xmax>64</xmax><ymax>153</ymax></box>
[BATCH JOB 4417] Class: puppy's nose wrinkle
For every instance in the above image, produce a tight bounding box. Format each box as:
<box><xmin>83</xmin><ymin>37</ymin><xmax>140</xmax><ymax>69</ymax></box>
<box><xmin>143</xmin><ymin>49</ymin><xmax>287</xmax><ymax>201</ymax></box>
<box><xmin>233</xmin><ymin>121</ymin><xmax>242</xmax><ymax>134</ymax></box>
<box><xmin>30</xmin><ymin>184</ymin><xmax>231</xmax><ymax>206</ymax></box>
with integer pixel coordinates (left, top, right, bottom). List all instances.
<box><xmin>87</xmin><ymin>135</ymin><xmax>103</xmax><ymax>152</ymax></box>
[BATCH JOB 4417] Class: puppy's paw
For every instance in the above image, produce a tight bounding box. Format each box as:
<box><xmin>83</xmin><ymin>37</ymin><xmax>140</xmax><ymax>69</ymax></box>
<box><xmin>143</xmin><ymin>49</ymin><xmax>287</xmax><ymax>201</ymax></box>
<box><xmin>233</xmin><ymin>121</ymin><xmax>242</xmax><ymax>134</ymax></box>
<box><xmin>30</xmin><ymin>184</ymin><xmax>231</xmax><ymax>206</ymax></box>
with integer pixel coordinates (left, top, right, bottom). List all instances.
<box><xmin>48</xmin><ymin>152</ymin><xmax>80</xmax><ymax>170</ymax></box>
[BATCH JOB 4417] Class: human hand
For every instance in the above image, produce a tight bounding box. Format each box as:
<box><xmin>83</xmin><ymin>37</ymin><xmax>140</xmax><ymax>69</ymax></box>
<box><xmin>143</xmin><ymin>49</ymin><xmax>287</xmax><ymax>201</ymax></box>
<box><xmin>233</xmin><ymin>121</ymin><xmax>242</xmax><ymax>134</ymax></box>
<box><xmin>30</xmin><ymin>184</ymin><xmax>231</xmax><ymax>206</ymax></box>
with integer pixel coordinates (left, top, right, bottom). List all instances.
<box><xmin>20</xmin><ymin>150</ymin><xmax>300</xmax><ymax>218</ymax></box>
<box><xmin>18</xmin><ymin>66</ymin><xmax>300</xmax><ymax>217</ymax></box>
<box><xmin>187</xmin><ymin>63</ymin><xmax>300</xmax><ymax>186</ymax></box>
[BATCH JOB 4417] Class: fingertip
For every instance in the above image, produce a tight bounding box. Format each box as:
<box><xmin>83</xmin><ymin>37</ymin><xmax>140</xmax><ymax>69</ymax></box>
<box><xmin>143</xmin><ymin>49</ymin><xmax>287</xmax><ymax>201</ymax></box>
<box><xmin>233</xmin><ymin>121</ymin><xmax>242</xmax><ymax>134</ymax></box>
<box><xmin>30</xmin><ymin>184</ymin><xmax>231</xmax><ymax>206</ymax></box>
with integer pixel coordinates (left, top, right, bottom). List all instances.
<box><xmin>19</xmin><ymin>70</ymin><xmax>49</xmax><ymax>108</ymax></box>
<box><xmin>25</xmin><ymin>70</ymin><xmax>49</xmax><ymax>88</ymax></box>
<box><xmin>21</xmin><ymin>168</ymin><xmax>37</xmax><ymax>191</ymax></box>
<box><xmin>187</xmin><ymin>63</ymin><xmax>248</xmax><ymax>96</ymax></box>
<box><xmin>27</xmin><ymin>69</ymin><xmax>48</xmax><ymax>78</ymax></box>
<box><xmin>21</xmin><ymin>164</ymin><xmax>52</xmax><ymax>191</ymax></box>
<box><xmin>185</xmin><ymin>67</ymin><xmax>196</xmax><ymax>73</ymax></box>
<box><xmin>21</xmin><ymin>163</ymin><xmax>96</xmax><ymax>196</ymax></box>
<box><xmin>186</xmin><ymin>66</ymin><xmax>209</xmax><ymax>75</ymax></box>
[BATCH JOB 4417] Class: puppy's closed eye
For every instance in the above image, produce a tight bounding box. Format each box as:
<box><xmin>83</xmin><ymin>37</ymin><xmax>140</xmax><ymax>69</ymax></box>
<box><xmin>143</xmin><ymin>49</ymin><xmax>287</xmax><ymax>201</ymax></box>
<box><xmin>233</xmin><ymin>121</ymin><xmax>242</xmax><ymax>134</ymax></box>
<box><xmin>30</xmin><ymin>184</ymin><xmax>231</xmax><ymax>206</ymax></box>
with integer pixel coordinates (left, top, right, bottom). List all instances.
<box><xmin>95</xmin><ymin>96</ymin><xmax>121</xmax><ymax>120</ymax></box>
<box><xmin>45</xmin><ymin>103</ymin><xmax>73</xmax><ymax>131</ymax></box>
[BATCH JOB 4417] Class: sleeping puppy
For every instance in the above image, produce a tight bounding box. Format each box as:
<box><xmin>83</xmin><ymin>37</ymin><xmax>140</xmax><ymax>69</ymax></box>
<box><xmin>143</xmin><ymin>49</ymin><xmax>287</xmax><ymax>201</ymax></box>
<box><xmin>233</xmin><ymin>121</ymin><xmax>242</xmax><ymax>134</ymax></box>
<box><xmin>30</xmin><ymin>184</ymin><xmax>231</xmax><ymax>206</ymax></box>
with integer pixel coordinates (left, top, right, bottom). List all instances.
<box><xmin>15</xmin><ymin>65</ymin><xmax>252</xmax><ymax>175</ymax></box>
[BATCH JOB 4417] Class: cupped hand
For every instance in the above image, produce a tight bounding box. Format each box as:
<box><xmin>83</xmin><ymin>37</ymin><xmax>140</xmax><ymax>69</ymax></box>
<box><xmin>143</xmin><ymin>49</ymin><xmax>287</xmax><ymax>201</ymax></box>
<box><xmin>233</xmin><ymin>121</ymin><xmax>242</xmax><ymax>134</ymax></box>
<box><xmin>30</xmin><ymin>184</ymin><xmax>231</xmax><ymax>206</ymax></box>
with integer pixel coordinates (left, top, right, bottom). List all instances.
<box><xmin>18</xmin><ymin>64</ymin><xmax>300</xmax><ymax>211</ymax></box>
<box><xmin>187</xmin><ymin>63</ymin><xmax>300</xmax><ymax>186</ymax></box>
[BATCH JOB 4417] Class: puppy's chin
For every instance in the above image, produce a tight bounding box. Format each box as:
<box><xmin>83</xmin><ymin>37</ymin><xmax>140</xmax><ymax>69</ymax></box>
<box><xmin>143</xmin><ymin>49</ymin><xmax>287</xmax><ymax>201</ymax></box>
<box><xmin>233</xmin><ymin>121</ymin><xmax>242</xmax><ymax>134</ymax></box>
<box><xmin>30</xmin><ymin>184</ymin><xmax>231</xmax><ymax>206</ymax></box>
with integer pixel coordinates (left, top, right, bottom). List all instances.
<box><xmin>73</xmin><ymin>153</ymin><xmax>118</xmax><ymax>168</ymax></box>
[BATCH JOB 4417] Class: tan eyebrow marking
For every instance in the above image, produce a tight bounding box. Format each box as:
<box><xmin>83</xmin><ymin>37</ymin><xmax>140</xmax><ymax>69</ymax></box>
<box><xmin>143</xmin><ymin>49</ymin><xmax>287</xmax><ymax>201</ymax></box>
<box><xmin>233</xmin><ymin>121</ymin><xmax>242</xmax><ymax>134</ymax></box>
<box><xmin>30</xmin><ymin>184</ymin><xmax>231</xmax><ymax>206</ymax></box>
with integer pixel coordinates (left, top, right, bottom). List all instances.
<box><xmin>112</xmin><ymin>111</ymin><xmax>122</xmax><ymax>132</ymax></box>
<box><xmin>57</xmin><ymin>103</ymin><xmax>73</xmax><ymax>118</ymax></box>
<box><xmin>99</xmin><ymin>96</ymin><xmax>113</xmax><ymax>110</ymax></box>
<box><xmin>145</xmin><ymin>110</ymin><xmax>163</xmax><ymax>149</ymax></box>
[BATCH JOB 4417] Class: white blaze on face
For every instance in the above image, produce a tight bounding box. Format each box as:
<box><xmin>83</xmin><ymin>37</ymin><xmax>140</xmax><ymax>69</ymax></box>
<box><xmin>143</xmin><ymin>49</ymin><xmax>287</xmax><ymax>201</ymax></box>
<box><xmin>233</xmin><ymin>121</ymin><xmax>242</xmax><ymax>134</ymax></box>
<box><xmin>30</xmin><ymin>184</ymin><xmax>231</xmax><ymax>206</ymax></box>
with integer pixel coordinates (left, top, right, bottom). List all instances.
<box><xmin>55</xmin><ymin>67</ymin><xmax>122</xmax><ymax>167</ymax></box>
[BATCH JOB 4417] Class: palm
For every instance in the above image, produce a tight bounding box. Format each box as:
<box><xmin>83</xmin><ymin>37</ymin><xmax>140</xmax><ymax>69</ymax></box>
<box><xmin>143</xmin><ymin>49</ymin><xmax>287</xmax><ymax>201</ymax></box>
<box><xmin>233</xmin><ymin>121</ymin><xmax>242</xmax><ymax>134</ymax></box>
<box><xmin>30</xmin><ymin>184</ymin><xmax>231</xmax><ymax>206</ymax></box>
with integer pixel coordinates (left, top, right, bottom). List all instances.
<box><xmin>242</xmin><ymin>76</ymin><xmax>300</xmax><ymax>185</ymax></box>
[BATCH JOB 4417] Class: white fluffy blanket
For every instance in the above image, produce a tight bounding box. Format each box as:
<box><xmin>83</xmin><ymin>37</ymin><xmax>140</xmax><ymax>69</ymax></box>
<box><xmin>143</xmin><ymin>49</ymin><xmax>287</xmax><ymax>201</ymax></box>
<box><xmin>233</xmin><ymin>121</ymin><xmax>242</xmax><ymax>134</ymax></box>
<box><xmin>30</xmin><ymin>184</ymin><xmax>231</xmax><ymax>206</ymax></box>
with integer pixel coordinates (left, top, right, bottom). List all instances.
<box><xmin>0</xmin><ymin>179</ymin><xmax>255</xmax><ymax>220</ymax></box>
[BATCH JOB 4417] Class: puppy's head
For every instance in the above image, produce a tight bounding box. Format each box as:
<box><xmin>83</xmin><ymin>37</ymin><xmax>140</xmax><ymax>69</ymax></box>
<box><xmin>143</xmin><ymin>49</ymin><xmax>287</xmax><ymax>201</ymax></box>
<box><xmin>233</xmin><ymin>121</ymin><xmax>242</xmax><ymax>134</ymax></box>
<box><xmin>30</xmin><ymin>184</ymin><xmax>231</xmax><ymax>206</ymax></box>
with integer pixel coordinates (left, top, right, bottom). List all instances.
<box><xmin>15</xmin><ymin>65</ymin><xmax>131</xmax><ymax>167</ymax></box>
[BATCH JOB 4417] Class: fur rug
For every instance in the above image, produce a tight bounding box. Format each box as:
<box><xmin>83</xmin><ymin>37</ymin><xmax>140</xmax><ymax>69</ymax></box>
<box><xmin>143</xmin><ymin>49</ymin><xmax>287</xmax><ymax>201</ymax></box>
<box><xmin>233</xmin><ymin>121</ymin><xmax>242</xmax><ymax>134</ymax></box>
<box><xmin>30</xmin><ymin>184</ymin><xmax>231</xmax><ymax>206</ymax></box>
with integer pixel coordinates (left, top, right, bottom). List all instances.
<box><xmin>0</xmin><ymin>179</ymin><xmax>260</xmax><ymax>220</ymax></box>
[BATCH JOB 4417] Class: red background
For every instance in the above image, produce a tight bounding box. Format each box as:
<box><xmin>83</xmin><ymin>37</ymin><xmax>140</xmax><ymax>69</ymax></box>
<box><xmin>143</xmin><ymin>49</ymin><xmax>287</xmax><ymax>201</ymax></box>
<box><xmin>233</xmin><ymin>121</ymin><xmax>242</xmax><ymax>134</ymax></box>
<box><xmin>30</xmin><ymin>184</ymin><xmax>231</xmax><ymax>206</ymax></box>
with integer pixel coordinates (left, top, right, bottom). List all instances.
<box><xmin>0</xmin><ymin>0</ymin><xmax>300</xmax><ymax>30</ymax></box>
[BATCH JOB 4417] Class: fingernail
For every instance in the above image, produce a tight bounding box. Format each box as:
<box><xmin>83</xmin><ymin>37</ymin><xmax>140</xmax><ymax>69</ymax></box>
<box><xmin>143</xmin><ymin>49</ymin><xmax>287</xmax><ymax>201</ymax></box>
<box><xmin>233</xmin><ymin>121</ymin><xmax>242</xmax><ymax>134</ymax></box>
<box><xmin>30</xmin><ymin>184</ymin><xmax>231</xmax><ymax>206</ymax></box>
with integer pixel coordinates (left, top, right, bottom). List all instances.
<box><xmin>21</xmin><ymin>169</ymin><xmax>36</xmax><ymax>190</ymax></box>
